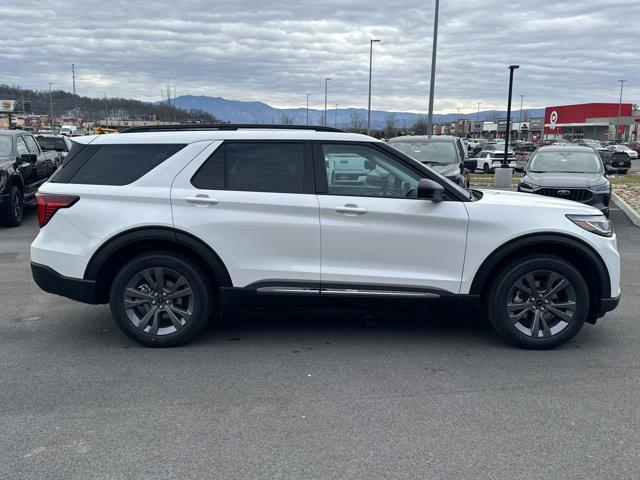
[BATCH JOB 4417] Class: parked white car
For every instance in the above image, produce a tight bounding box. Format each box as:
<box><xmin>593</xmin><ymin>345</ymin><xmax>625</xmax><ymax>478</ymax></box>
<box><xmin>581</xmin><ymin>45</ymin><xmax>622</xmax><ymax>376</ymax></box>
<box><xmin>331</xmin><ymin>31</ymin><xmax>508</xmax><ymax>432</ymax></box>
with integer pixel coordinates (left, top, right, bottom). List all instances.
<box><xmin>30</xmin><ymin>125</ymin><xmax>620</xmax><ymax>349</ymax></box>
<box><xmin>606</xmin><ymin>144</ymin><xmax>638</xmax><ymax>159</ymax></box>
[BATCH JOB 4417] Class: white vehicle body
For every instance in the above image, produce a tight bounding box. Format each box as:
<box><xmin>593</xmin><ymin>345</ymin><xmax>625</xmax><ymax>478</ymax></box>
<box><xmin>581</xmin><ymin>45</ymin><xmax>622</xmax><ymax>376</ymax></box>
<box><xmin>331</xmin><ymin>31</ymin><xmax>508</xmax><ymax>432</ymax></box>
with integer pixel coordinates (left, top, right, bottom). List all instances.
<box><xmin>606</xmin><ymin>144</ymin><xmax>638</xmax><ymax>159</ymax></box>
<box><xmin>59</xmin><ymin>125</ymin><xmax>78</xmax><ymax>136</ymax></box>
<box><xmin>30</xmin><ymin>126</ymin><xmax>621</xmax><ymax>348</ymax></box>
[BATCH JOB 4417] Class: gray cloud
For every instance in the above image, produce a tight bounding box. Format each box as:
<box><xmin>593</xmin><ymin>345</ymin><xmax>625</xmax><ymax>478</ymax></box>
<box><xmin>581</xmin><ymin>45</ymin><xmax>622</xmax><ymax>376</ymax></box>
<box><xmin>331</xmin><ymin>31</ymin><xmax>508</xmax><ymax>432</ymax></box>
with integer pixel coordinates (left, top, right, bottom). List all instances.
<box><xmin>1</xmin><ymin>0</ymin><xmax>638</xmax><ymax>114</ymax></box>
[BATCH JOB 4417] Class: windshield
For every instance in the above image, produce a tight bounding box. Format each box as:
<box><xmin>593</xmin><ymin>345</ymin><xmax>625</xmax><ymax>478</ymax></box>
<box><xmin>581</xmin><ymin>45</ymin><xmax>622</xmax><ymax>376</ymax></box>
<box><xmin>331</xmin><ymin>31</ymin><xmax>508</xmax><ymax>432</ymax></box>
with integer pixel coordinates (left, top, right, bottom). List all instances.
<box><xmin>528</xmin><ymin>151</ymin><xmax>602</xmax><ymax>173</ymax></box>
<box><xmin>0</xmin><ymin>136</ymin><xmax>11</xmax><ymax>156</ymax></box>
<box><xmin>37</xmin><ymin>136</ymin><xmax>67</xmax><ymax>151</ymax></box>
<box><xmin>390</xmin><ymin>140</ymin><xmax>457</xmax><ymax>165</ymax></box>
<box><xmin>580</xmin><ymin>139</ymin><xmax>602</xmax><ymax>148</ymax></box>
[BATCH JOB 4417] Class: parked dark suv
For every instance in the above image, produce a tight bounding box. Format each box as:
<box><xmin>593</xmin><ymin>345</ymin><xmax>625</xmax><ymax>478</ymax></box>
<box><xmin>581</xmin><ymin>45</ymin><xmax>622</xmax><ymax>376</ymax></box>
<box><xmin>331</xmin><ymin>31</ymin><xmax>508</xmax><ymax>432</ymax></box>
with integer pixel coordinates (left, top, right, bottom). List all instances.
<box><xmin>518</xmin><ymin>145</ymin><xmax>611</xmax><ymax>215</ymax></box>
<box><xmin>387</xmin><ymin>135</ymin><xmax>472</xmax><ymax>188</ymax></box>
<box><xmin>0</xmin><ymin>129</ymin><xmax>59</xmax><ymax>226</ymax></box>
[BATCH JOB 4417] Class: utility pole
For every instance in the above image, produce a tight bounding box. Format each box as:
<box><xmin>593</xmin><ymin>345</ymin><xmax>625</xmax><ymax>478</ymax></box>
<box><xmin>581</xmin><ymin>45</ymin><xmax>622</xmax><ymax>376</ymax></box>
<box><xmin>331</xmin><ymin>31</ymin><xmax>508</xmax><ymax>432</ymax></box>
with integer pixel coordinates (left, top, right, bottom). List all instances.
<box><xmin>477</xmin><ymin>103</ymin><xmax>481</xmax><ymax>138</ymax></box>
<box><xmin>617</xmin><ymin>80</ymin><xmax>626</xmax><ymax>142</ymax></box>
<box><xmin>72</xmin><ymin>64</ymin><xmax>76</xmax><ymax>95</ymax></box>
<box><xmin>104</xmin><ymin>93</ymin><xmax>108</xmax><ymax>129</ymax></box>
<box><xmin>367</xmin><ymin>38</ymin><xmax>380</xmax><ymax>135</ymax></box>
<box><xmin>48</xmin><ymin>82</ymin><xmax>55</xmax><ymax>130</ymax></box>
<box><xmin>323</xmin><ymin>78</ymin><xmax>331</xmax><ymax>126</ymax></box>
<box><xmin>334</xmin><ymin>104</ymin><xmax>339</xmax><ymax>127</ymax></box>
<box><xmin>306</xmin><ymin>93</ymin><xmax>310</xmax><ymax>125</ymax></box>
<box><xmin>426</xmin><ymin>0</ymin><xmax>439</xmax><ymax>138</ymax></box>
<box><xmin>518</xmin><ymin>94</ymin><xmax>524</xmax><ymax>140</ymax></box>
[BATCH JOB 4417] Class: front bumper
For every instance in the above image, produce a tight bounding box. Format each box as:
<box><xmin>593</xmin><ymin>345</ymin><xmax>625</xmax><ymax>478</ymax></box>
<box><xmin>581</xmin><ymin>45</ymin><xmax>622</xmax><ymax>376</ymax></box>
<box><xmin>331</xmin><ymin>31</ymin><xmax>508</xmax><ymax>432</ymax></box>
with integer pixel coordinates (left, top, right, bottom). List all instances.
<box><xmin>31</xmin><ymin>261</ymin><xmax>100</xmax><ymax>304</ymax></box>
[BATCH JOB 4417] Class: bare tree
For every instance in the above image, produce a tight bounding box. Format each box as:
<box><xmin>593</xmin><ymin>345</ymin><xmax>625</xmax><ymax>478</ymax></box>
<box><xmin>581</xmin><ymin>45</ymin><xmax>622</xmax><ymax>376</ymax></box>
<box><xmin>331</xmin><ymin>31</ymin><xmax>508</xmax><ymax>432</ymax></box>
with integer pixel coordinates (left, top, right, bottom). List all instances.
<box><xmin>347</xmin><ymin>112</ymin><xmax>366</xmax><ymax>133</ymax></box>
<box><xmin>383</xmin><ymin>113</ymin><xmax>397</xmax><ymax>139</ymax></box>
<box><xmin>280</xmin><ymin>113</ymin><xmax>294</xmax><ymax>125</ymax></box>
<box><xmin>411</xmin><ymin>117</ymin><xmax>430</xmax><ymax>135</ymax></box>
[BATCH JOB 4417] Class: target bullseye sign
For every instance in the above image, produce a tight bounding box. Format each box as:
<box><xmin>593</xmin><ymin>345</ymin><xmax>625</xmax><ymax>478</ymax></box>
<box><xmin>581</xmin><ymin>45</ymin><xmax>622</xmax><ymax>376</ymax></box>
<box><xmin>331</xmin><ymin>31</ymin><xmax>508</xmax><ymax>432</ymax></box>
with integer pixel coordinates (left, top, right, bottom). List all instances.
<box><xmin>550</xmin><ymin>110</ymin><xmax>558</xmax><ymax>125</ymax></box>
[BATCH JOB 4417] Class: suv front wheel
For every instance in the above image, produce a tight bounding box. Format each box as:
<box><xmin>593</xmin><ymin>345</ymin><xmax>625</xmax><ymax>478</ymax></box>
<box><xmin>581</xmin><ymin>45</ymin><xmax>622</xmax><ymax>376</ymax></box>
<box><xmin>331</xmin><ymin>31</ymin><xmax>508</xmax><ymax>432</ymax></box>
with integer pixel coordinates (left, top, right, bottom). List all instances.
<box><xmin>486</xmin><ymin>255</ymin><xmax>590</xmax><ymax>349</ymax></box>
<box><xmin>110</xmin><ymin>252</ymin><xmax>214</xmax><ymax>347</ymax></box>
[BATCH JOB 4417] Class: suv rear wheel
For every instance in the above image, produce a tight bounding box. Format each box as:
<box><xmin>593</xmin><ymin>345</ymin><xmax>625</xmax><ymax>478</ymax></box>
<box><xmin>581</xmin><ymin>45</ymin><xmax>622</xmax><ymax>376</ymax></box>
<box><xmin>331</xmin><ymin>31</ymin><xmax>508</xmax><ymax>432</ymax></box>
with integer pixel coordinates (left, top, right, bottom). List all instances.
<box><xmin>109</xmin><ymin>252</ymin><xmax>214</xmax><ymax>347</ymax></box>
<box><xmin>486</xmin><ymin>255</ymin><xmax>589</xmax><ymax>349</ymax></box>
<box><xmin>0</xmin><ymin>186</ymin><xmax>23</xmax><ymax>227</ymax></box>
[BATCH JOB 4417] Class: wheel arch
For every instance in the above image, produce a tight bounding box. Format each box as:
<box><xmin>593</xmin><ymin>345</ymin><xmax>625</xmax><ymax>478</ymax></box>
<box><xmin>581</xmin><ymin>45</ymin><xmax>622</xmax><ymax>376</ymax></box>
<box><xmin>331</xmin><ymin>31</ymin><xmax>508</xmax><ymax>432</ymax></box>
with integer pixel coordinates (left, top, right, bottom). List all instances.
<box><xmin>9</xmin><ymin>173</ymin><xmax>24</xmax><ymax>192</ymax></box>
<box><xmin>469</xmin><ymin>233</ymin><xmax>611</xmax><ymax>314</ymax></box>
<box><xmin>84</xmin><ymin>226</ymin><xmax>233</xmax><ymax>304</ymax></box>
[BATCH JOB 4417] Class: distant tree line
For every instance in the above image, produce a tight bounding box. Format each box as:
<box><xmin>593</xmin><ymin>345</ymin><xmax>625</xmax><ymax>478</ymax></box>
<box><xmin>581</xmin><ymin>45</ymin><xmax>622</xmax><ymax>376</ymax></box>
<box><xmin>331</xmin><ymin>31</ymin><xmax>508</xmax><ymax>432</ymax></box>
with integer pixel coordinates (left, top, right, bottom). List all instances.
<box><xmin>0</xmin><ymin>84</ymin><xmax>221</xmax><ymax>123</ymax></box>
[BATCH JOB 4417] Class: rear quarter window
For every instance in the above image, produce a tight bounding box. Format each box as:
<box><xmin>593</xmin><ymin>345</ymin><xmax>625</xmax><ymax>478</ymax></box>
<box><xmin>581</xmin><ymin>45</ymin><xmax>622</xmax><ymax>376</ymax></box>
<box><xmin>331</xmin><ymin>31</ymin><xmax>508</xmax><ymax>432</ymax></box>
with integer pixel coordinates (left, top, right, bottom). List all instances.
<box><xmin>50</xmin><ymin>144</ymin><xmax>186</xmax><ymax>185</ymax></box>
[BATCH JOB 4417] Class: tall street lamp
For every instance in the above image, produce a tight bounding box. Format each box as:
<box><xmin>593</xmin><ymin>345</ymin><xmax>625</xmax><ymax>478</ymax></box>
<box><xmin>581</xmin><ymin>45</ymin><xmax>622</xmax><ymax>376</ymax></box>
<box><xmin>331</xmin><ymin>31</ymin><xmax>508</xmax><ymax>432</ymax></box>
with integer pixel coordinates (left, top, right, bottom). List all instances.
<box><xmin>48</xmin><ymin>83</ymin><xmax>55</xmax><ymax>130</ymax></box>
<box><xmin>617</xmin><ymin>80</ymin><xmax>626</xmax><ymax>142</ymax></box>
<box><xmin>495</xmin><ymin>64</ymin><xmax>519</xmax><ymax>188</ymax></box>
<box><xmin>367</xmin><ymin>38</ymin><xmax>380</xmax><ymax>135</ymax></box>
<box><xmin>306</xmin><ymin>93</ymin><xmax>311</xmax><ymax>125</ymax></box>
<box><xmin>335</xmin><ymin>104</ymin><xmax>339</xmax><ymax>128</ymax></box>
<box><xmin>518</xmin><ymin>94</ymin><xmax>525</xmax><ymax>140</ymax></box>
<box><xmin>324</xmin><ymin>78</ymin><xmax>331</xmax><ymax>126</ymax></box>
<box><xmin>426</xmin><ymin>0</ymin><xmax>439</xmax><ymax>138</ymax></box>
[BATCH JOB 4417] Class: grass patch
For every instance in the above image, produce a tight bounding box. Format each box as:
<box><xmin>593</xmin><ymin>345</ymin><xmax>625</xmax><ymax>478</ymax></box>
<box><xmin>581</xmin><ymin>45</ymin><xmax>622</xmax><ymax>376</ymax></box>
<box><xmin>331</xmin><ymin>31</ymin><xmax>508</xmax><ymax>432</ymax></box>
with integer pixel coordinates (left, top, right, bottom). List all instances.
<box><xmin>470</xmin><ymin>172</ymin><xmax>522</xmax><ymax>188</ymax></box>
<box><xmin>609</xmin><ymin>171</ymin><xmax>640</xmax><ymax>187</ymax></box>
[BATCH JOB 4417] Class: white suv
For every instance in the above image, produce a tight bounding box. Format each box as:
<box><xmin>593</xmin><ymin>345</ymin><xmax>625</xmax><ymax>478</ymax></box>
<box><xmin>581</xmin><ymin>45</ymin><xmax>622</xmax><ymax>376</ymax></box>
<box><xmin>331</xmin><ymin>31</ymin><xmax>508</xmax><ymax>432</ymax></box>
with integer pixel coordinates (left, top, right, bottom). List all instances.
<box><xmin>30</xmin><ymin>125</ymin><xmax>621</xmax><ymax>349</ymax></box>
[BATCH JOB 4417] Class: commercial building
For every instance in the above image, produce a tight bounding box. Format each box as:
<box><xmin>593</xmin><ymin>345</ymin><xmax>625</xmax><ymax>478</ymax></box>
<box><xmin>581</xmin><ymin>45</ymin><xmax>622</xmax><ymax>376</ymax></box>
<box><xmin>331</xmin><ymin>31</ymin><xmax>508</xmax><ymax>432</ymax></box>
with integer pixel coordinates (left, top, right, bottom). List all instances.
<box><xmin>543</xmin><ymin>103</ymin><xmax>639</xmax><ymax>142</ymax></box>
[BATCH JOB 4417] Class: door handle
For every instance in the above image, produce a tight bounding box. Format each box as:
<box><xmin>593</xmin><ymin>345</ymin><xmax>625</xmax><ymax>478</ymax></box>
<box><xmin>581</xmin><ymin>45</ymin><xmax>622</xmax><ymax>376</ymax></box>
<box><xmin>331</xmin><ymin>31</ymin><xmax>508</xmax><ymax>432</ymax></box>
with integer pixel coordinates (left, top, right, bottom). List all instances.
<box><xmin>185</xmin><ymin>195</ymin><xmax>219</xmax><ymax>206</ymax></box>
<box><xmin>334</xmin><ymin>204</ymin><xmax>367</xmax><ymax>215</ymax></box>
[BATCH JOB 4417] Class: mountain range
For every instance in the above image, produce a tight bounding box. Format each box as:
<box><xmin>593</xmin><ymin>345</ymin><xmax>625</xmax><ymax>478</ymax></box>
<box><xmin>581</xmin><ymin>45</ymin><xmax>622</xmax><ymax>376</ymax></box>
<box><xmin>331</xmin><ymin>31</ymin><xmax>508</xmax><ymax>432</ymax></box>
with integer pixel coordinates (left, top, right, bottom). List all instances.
<box><xmin>169</xmin><ymin>95</ymin><xmax>545</xmax><ymax>129</ymax></box>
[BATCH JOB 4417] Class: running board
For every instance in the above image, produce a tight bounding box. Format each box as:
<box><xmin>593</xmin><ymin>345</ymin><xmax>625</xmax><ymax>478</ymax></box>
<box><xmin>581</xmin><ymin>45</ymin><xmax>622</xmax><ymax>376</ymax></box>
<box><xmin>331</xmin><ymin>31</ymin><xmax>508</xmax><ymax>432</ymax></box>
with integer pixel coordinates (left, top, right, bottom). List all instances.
<box><xmin>256</xmin><ymin>286</ymin><xmax>439</xmax><ymax>299</ymax></box>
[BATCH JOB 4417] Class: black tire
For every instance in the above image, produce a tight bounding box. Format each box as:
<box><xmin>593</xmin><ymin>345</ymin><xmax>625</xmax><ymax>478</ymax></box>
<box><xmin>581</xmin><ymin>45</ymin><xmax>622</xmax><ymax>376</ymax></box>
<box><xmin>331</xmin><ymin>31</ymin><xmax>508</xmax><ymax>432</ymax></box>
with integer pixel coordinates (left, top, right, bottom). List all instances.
<box><xmin>109</xmin><ymin>251</ymin><xmax>214</xmax><ymax>347</ymax></box>
<box><xmin>483</xmin><ymin>163</ymin><xmax>490</xmax><ymax>174</ymax></box>
<box><xmin>0</xmin><ymin>186</ymin><xmax>23</xmax><ymax>227</ymax></box>
<box><xmin>618</xmin><ymin>169</ymin><xmax>628</xmax><ymax>175</ymax></box>
<box><xmin>486</xmin><ymin>255</ymin><xmax>590</xmax><ymax>349</ymax></box>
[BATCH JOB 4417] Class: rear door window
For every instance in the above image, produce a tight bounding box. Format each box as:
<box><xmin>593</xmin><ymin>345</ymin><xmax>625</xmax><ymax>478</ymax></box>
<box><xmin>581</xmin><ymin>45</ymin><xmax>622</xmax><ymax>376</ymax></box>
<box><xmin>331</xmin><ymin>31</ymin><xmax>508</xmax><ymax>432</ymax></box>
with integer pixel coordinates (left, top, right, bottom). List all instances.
<box><xmin>24</xmin><ymin>135</ymin><xmax>41</xmax><ymax>154</ymax></box>
<box><xmin>16</xmin><ymin>136</ymin><xmax>29</xmax><ymax>156</ymax></box>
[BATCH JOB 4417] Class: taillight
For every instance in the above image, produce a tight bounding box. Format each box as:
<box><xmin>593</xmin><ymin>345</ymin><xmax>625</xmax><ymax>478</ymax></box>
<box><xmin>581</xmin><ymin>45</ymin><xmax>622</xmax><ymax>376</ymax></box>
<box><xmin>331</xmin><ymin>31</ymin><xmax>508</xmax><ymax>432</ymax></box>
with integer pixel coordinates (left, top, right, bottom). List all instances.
<box><xmin>36</xmin><ymin>194</ymin><xmax>79</xmax><ymax>228</ymax></box>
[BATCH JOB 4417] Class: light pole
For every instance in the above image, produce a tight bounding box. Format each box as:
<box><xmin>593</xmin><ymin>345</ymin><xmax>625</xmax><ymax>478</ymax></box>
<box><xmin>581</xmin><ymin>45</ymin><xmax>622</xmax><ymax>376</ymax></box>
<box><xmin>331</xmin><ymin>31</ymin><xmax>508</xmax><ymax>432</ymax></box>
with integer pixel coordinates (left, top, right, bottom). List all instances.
<box><xmin>104</xmin><ymin>93</ymin><xmax>108</xmax><ymax>129</ymax></box>
<box><xmin>48</xmin><ymin>82</ymin><xmax>55</xmax><ymax>130</ymax></box>
<box><xmin>323</xmin><ymin>78</ymin><xmax>331</xmax><ymax>126</ymax></box>
<box><xmin>367</xmin><ymin>38</ymin><xmax>380</xmax><ymax>135</ymax></box>
<box><xmin>495</xmin><ymin>65</ymin><xmax>519</xmax><ymax>188</ymax></box>
<box><xmin>335</xmin><ymin>104</ymin><xmax>339</xmax><ymax>128</ymax></box>
<box><xmin>617</xmin><ymin>80</ymin><xmax>626</xmax><ymax>142</ymax></box>
<box><xmin>426</xmin><ymin>0</ymin><xmax>439</xmax><ymax>138</ymax></box>
<box><xmin>306</xmin><ymin>93</ymin><xmax>311</xmax><ymax>125</ymax></box>
<box><xmin>476</xmin><ymin>103</ymin><xmax>481</xmax><ymax>138</ymax></box>
<box><xmin>518</xmin><ymin>94</ymin><xmax>525</xmax><ymax>140</ymax></box>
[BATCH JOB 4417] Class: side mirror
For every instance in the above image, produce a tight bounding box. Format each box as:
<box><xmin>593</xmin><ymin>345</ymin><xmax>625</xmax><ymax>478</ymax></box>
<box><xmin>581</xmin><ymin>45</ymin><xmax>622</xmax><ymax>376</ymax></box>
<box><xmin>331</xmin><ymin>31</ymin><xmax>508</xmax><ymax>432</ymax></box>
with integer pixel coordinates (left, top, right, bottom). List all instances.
<box><xmin>463</xmin><ymin>159</ymin><xmax>476</xmax><ymax>171</ymax></box>
<box><xmin>20</xmin><ymin>153</ymin><xmax>38</xmax><ymax>163</ymax></box>
<box><xmin>417</xmin><ymin>178</ymin><xmax>445</xmax><ymax>202</ymax></box>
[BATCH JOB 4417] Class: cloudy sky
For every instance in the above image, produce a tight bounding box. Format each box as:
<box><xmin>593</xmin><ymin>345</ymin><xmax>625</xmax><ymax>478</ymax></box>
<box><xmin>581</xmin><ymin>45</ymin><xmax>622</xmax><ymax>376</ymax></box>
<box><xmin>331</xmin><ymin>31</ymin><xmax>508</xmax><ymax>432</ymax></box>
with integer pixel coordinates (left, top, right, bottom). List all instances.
<box><xmin>1</xmin><ymin>0</ymin><xmax>638</xmax><ymax>114</ymax></box>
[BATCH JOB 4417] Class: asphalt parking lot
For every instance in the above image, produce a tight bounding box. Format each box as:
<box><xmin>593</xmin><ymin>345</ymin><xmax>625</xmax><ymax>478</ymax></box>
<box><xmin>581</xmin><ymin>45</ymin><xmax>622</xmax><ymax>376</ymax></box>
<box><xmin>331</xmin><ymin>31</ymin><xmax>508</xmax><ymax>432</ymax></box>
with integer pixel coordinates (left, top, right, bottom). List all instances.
<box><xmin>2</xmin><ymin>207</ymin><xmax>639</xmax><ymax>479</ymax></box>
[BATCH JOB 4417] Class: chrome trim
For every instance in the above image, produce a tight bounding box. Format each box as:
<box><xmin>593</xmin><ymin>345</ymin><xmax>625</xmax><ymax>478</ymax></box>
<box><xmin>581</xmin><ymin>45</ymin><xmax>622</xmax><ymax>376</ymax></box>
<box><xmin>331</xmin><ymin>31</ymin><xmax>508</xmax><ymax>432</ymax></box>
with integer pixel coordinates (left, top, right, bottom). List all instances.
<box><xmin>321</xmin><ymin>289</ymin><xmax>440</xmax><ymax>298</ymax></box>
<box><xmin>256</xmin><ymin>286</ymin><xmax>320</xmax><ymax>295</ymax></box>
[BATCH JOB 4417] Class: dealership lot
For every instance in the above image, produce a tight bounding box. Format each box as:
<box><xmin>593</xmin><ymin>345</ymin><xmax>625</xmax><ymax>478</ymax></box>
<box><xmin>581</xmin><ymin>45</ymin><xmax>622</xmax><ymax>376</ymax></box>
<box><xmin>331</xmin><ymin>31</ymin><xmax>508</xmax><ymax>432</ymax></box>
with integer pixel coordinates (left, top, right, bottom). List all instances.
<box><xmin>1</xmin><ymin>207</ymin><xmax>639</xmax><ymax>478</ymax></box>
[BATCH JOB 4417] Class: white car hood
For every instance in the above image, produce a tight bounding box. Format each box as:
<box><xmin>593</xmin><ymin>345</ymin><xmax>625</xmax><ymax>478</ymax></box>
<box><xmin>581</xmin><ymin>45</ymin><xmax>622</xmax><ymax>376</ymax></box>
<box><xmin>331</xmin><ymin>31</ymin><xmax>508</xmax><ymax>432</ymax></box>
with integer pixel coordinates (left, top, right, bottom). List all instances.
<box><xmin>475</xmin><ymin>188</ymin><xmax>600</xmax><ymax>214</ymax></box>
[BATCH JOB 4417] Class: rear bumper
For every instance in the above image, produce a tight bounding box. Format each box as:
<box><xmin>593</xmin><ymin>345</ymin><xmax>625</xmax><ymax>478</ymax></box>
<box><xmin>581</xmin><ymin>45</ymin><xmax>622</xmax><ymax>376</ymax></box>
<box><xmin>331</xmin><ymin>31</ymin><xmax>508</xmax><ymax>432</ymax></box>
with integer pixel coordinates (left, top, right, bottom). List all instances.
<box><xmin>31</xmin><ymin>261</ymin><xmax>100</xmax><ymax>304</ymax></box>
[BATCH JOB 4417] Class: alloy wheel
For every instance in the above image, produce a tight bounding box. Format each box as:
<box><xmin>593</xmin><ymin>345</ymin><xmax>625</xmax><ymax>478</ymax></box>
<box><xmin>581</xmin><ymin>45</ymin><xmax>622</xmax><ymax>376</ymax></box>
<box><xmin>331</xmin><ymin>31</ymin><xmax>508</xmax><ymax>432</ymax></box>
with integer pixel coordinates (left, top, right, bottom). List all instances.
<box><xmin>123</xmin><ymin>267</ymin><xmax>194</xmax><ymax>336</ymax></box>
<box><xmin>13</xmin><ymin>192</ymin><xmax>22</xmax><ymax>223</ymax></box>
<box><xmin>506</xmin><ymin>270</ymin><xmax>577</xmax><ymax>338</ymax></box>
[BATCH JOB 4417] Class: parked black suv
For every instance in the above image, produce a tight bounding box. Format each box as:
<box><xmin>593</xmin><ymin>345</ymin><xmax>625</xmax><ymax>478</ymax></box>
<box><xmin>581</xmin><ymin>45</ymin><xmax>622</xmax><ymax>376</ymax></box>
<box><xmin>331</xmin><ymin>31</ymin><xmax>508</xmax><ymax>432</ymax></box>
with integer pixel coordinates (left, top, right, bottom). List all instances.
<box><xmin>0</xmin><ymin>129</ymin><xmax>59</xmax><ymax>226</ymax></box>
<box><xmin>518</xmin><ymin>145</ymin><xmax>611</xmax><ymax>215</ymax></box>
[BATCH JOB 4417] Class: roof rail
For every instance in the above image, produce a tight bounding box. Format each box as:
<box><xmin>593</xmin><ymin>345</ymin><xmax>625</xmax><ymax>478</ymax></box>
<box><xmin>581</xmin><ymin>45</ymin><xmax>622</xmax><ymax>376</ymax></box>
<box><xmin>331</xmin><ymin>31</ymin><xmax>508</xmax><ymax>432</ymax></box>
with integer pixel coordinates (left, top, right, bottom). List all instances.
<box><xmin>119</xmin><ymin>124</ymin><xmax>346</xmax><ymax>134</ymax></box>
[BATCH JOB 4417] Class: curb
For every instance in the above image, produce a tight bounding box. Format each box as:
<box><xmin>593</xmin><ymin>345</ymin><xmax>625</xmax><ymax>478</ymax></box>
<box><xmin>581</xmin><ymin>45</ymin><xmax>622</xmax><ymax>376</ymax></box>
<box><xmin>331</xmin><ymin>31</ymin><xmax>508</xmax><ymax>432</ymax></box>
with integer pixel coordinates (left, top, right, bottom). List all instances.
<box><xmin>612</xmin><ymin>192</ymin><xmax>640</xmax><ymax>227</ymax></box>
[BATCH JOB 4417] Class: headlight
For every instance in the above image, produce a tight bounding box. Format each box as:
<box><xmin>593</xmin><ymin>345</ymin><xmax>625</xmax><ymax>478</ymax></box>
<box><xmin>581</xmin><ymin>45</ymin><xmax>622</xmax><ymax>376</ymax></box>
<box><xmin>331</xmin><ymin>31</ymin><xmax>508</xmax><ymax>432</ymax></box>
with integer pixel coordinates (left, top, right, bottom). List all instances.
<box><xmin>590</xmin><ymin>182</ymin><xmax>611</xmax><ymax>193</ymax></box>
<box><xmin>518</xmin><ymin>181</ymin><xmax>539</xmax><ymax>191</ymax></box>
<box><xmin>566</xmin><ymin>214</ymin><xmax>613</xmax><ymax>237</ymax></box>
